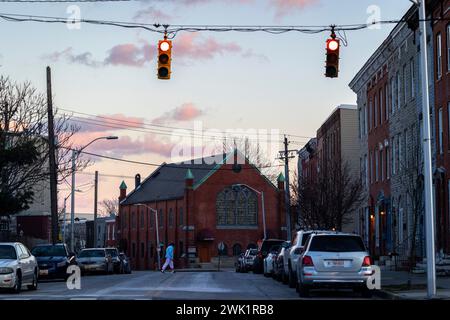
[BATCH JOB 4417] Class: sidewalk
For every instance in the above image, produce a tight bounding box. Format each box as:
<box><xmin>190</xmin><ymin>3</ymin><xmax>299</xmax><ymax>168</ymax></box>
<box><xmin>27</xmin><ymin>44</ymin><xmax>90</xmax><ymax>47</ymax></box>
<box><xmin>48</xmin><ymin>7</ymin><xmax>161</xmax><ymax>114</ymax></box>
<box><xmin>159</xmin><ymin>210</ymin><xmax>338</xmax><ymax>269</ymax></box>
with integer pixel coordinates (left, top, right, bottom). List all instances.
<box><xmin>379</xmin><ymin>270</ymin><xmax>450</xmax><ymax>299</ymax></box>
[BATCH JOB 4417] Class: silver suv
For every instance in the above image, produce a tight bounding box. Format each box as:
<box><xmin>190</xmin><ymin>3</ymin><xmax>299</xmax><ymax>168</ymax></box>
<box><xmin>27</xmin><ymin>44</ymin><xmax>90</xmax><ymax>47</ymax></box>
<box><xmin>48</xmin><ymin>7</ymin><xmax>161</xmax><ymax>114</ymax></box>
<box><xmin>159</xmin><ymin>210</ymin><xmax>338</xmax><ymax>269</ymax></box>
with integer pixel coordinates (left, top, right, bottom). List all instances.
<box><xmin>285</xmin><ymin>230</ymin><xmax>332</xmax><ymax>288</ymax></box>
<box><xmin>296</xmin><ymin>233</ymin><xmax>374</xmax><ymax>298</ymax></box>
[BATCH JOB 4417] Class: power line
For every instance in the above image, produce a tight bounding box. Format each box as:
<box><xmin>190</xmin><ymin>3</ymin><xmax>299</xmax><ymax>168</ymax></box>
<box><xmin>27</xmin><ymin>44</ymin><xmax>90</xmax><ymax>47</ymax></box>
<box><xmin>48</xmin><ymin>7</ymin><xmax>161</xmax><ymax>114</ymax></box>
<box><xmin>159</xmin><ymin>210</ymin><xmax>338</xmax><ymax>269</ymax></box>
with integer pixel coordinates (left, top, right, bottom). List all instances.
<box><xmin>67</xmin><ymin>147</ymin><xmax>285</xmax><ymax>171</ymax></box>
<box><xmin>60</xmin><ymin>109</ymin><xmax>311</xmax><ymax>143</ymax></box>
<box><xmin>0</xmin><ymin>11</ymin><xmax>435</xmax><ymax>38</ymax></box>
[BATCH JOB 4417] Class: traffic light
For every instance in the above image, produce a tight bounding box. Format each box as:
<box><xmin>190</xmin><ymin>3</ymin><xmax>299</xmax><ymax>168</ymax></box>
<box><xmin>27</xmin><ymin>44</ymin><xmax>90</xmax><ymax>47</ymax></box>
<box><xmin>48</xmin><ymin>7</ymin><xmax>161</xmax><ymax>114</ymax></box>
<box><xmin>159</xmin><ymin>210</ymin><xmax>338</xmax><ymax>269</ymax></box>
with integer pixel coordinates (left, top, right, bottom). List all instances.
<box><xmin>325</xmin><ymin>37</ymin><xmax>340</xmax><ymax>78</ymax></box>
<box><xmin>158</xmin><ymin>39</ymin><xmax>172</xmax><ymax>80</ymax></box>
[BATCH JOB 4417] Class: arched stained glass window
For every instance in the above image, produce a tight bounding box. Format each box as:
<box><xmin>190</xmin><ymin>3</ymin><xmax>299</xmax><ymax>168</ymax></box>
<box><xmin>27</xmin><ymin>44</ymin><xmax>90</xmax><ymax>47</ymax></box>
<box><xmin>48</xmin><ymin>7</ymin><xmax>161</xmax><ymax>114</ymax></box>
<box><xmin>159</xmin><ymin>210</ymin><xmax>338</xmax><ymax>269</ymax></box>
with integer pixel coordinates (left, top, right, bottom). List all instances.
<box><xmin>216</xmin><ymin>186</ymin><xmax>258</xmax><ymax>227</ymax></box>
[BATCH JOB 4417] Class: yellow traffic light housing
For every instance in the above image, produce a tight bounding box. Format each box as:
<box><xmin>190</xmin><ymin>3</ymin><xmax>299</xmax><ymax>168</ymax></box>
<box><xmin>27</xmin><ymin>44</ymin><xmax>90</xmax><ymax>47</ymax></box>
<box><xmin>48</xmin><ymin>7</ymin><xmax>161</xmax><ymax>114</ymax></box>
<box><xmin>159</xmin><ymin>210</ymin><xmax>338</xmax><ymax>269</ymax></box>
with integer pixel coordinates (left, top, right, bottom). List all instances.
<box><xmin>158</xmin><ymin>39</ymin><xmax>172</xmax><ymax>80</ymax></box>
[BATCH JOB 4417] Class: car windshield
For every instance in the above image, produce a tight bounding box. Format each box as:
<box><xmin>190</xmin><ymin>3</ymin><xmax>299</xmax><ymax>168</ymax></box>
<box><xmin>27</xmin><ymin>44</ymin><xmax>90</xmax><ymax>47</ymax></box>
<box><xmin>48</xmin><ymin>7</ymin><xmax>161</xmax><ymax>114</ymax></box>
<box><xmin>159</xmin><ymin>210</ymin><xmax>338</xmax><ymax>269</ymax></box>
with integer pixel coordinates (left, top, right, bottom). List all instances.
<box><xmin>309</xmin><ymin>235</ymin><xmax>366</xmax><ymax>252</ymax></box>
<box><xmin>301</xmin><ymin>233</ymin><xmax>313</xmax><ymax>246</ymax></box>
<box><xmin>269</xmin><ymin>245</ymin><xmax>281</xmax><ymax>253</ymax></box>
<box><xmin>78</xmin><ymin>250</ymin><xmax>105</xmax><ymax>258</ymax></box>
<box><xmin>0</xmin><ymin>245</ymin><xmax>17</xmax><ymax>260</ymax></box>
<box><xmin>106</xmin><ymin>249</ymin><xmax>118</xmax><ymax>257</ymax></box>
<box><xmin>31</xmin><ymin>245</ymin><xmax>66</xmax><ymax>257</ymax></box>
<box><xmin>248</xmin><ymin>249</ymin><xmax>258</xmax><ymax>256</ymax></box>
<box><xmin>260</xmin><ymin>240</ymin><xmax>284</xmax><ymax>252</ymax></box>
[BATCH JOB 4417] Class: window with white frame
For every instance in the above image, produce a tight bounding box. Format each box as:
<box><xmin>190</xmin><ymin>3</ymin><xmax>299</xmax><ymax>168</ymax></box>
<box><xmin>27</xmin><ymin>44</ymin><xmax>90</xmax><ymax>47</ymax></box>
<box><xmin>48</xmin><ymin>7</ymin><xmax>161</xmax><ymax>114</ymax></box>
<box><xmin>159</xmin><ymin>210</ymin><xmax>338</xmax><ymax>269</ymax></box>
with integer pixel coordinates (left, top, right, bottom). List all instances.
<box><xmin>397</xmin><ymin>71</ymin><xmax>401</xmax><ymax>108</ymax></box>
<box><xmin>364</xmin><ymin>104</ymin><xmax>368</xmax><ymax>135</ymax></box>
<box><xmin>369</xmin><ymin>99</ymin><xmax>373</xmax><ymax>131</ymax></box>
<box><xmin>391</xmin><ymin>77</ymin><xmax>396</xmax><ymax>114</ymax></box>
<box><xmin>375</xmin><ymin>149</ymin><xmax>379</xmax><ymax>182</ymax></box>
<box><xmin>403</xmin><ymin>64</ymin><xmax>408</xmax><ymax>103</ymax></box>
<box><xmin>364</xmin><ymin>154</ymin><xmax>368</xmax><ymax>187</ymax></box>
<box><xmin>380</xmin><ymin>149</ymin><xmax>384</xmax><ymax>181</ymax></box>
<box><xmin>410</xmin><ymin>58</ymin><xmax>415</xmax><ymax>98</ymax></box>
<box><xmin>447</xmin><ymin>24</ymin><xmax>450</xmax><ymax>72</ymax></box>
<box><xmin>439</xmin><ymin>107</ymin><xmax>443</xmax><ymax>154</ymax></box>
<box><xmin>404</xmin><ymin>129</ymin><xmax>408</xmax><ymax>168</ymax></box>
<box><xmin>380</xmin><ymin>88</ymin><xmax>384</xmax><ymax>124</ymax></box>
<box><xmin>385</xmin><ymin>148</ymin><xmax>391</xmax><ymax>180</ymax></box>
<box><xmin>385</xmin><ymin>83</ymin><xmax>389</xmax><ymax>120</ymax></box>
<box><xmin>392</xmin><ymin>137</ymin><xmax>396</xmax><ymax>175</ymax></box>
<box><xmin>437</xmin><ymin>33</ymin><xmax>442</xmax><ymax>79</ymax></box>
<box><xmin>374</xmin><ymin>94</ymin><xmax>378</xmax><ymax>128</ymax></box>
<box><xmin>398</xmin><ymin>133</ymin><xmax>402</xmax><ymax>171</ymax></box>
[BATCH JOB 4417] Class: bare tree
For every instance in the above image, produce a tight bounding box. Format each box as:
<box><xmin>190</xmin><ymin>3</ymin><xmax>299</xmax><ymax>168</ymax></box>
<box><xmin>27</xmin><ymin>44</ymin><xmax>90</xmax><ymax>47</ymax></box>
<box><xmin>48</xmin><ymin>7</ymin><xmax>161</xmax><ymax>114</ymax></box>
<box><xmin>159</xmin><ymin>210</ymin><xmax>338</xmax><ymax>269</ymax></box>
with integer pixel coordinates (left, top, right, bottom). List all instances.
<box><xmin>224</xmin><ymin>136</ymin><xmax>279</xmax><ymax>183</ymax></box>
<box><xmin>398</xmin><ymin>143</ymin><xmax>424</xmax><ymax>270</ymax></box>
<box><xmin>100</xmin><ymin>198</ymin><xmax>119</xmax><ymax>216</ymax></box>
<box><xmin>0</xmin><ymin>76</ymin><xmax>88</xmax><ymax>217</ymax></box>
<box><xmin>294</xmin><ymin>158</ymin><xmax>364</xmax><ymax>231</ymax></box>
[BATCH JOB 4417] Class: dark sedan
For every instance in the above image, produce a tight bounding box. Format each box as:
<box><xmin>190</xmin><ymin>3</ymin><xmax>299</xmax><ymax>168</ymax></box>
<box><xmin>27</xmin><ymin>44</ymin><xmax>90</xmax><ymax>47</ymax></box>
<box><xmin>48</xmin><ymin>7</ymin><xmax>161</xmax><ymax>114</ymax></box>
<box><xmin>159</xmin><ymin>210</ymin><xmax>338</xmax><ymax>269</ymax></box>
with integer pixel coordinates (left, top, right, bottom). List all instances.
<box><xmin>31</xmin><ymin>244</ymin><xmax>76</xmax><ymax>280</ymax></box>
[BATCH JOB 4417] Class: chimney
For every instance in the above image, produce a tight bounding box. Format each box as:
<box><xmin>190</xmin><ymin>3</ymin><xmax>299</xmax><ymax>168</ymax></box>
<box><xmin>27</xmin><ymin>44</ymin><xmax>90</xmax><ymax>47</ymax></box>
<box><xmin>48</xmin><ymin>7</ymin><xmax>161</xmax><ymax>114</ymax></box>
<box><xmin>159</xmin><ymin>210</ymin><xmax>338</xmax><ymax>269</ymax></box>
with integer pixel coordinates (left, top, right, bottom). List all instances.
<box><xmin>185</xmin><ymin>169</ymin><xmax>194</xmax><ymax>189</ymax></box>
<box><xmin>135</xmin><ymin>174</ymin><xmax>141</xmax><ymax>189</ymax></box>
<box><xmin>277</xmin><ymin>173</ymin><xmax>285</xmax><ymax>190</ymax></box>
<box><xmin>119</xmin><ymin>180</ymin><xmax>127</xmax><ymax>202</ymax></box>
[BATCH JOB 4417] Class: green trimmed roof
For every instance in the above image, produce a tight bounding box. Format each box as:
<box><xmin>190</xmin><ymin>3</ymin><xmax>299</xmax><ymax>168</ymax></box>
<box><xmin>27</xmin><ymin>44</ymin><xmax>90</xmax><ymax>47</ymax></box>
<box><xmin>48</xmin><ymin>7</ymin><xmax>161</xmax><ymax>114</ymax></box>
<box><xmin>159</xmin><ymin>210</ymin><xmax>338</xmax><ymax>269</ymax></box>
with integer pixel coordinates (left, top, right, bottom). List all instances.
<box><xmin>119</xmin><ymin>181</ymin><xmax>127</xmax><ymax>190</ymax></box>
<box><xmin>277</xmin><ymin>173</ymin><xmax>285</xmax><ymax>182</ymax></box>
<box><xmin>185</xmin><ymin>169</ymin><xmax>194</xmax><ymax>180</ymax></box>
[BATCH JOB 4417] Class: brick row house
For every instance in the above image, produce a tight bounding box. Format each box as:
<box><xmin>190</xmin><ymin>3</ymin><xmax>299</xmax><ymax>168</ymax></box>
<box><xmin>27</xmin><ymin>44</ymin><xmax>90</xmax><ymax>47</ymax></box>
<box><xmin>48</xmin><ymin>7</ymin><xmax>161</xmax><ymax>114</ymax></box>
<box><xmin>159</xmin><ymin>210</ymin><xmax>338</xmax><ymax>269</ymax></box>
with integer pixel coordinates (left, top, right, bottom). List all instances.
<box><xmin>432</xmin><ymin>0</ymin><xmax>450</xmax><ymax>256</ymax></box>
<box><xmin>116</xmin><ymin>151</ymin><xmax>286</xmax><ymax>270</ymax></box>
<box><xmin>297</xmin><ymin>104</ymin><xmax>359</xmax><ymax>233</ymax></box>
<box><xmin>349</xmin><ymin>2</ymin><xmax>441</xmax><ymax>267</ymax></box>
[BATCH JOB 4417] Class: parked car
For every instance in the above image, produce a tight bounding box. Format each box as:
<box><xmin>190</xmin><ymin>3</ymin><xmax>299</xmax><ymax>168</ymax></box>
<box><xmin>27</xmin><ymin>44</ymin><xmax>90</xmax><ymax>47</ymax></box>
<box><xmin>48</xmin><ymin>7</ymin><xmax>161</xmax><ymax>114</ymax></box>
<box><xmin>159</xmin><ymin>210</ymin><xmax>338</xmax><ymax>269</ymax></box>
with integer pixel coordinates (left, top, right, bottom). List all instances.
<box><xmin>105</xmin><ymin>248</ymin><xmax>122</xmax><ymax>274</ymax></box>
<box><xmin>119</xmin><ymin>253</ymin><xmax>132</xmax><ymax>274</ymax></box>
<box><xmin>253</xmin><ymin>239</ymin><xmax>285</xmax><ymax>274</ymax></box>
<box><xmin>263</xmin><ymin>245</ymin><xmax>281</xmax><ymax>277</ymax></box>
<box><xmin>77</xmin><ymin>248</ymin><xmax>113</xmax><ymax>274</ymax></box>
<box><xmin>285</xmin><ymin>230</ymin><xmax>333</xmax><ymax>288</ymax></box>
<box><xmin>0</xmin><ymin>242</ymin><xmax>38</xmax><ymax>293</ymax></box>
<box><xmin>31</xmin><ymin>243</ymin><xmax>76</xmax><ymax>280</ymax></box>
<box><xmin>274</xmin><ymin>241</ymin><xmax>291</xmax><ymax>282</ymax></box>
<box><xmin>235</xmin><ymin>253</ymin><xmax>245</xmax><ymax>273</ymax></box>
<box><xmin>243</xmin><ymin>249</ymin><xmax>258</xmax><ymax>272</ymax></box>
<box><xmin>296</xmin><ymin>233</ymin><xmax>374</xmax><ymax>298</ymax></box>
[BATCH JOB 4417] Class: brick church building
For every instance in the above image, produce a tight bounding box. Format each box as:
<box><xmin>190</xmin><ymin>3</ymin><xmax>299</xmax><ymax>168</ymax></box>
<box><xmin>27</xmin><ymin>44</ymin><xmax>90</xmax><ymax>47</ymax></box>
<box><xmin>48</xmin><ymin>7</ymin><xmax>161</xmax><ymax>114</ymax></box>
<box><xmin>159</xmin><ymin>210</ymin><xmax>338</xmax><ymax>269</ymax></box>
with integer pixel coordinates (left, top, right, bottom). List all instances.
<box><xmin>116</xmin><ymin>151</ymin><xmax>287</xmax><ymax>270</ymax></box>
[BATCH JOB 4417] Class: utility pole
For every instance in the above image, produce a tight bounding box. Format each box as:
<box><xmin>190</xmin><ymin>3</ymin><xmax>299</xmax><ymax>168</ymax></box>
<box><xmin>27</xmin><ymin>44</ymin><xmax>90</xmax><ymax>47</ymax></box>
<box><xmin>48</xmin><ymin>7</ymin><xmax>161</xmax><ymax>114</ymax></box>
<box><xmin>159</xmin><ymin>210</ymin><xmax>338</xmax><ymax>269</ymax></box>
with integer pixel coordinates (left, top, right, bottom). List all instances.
<box><xmin>93</xmin><ymin>170</ymin><xmax>98</xmax><ymax>248</ymax></box>
<box><xmin>70</xmin><ymin>150</ymin><xmax>76</xmax><ymax>252</ymax></box>
<box><xmin>416</xmin><ymin>0</ymin><xmax>436</xmax><ymax>299</ymax></box>
<box><xmin>278</xmin><ymin>136</ymin><xmax>296</xmax><ymax>241</ymax></box>
<box><xmin>46</xmin><ymin>66</ymin><xmax>59</xmax><ymax>245</ymax></box>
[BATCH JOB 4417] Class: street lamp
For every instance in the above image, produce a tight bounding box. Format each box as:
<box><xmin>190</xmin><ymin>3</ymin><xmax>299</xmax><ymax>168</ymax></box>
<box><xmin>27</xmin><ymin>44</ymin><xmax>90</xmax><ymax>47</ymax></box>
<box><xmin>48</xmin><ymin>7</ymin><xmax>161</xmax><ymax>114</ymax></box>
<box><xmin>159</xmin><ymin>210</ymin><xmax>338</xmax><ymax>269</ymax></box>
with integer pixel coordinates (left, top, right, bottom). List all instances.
<box><xmin>70</xmin><ymin>136</ymin><xmax>118</xmax><ymax>252</ymax></box>
<box><xmin>62</xmin><ymin>190</ymin><xmax>81</xmax><ymax>245</ymax></box>
<box><xmin>232</xmin><ymin>184</ymin><xmax>266</xmax><ymax>240</ymax></box>
<box><xmin>136</xmin><ymin>203</ymin><xmax>161</xmax><ymax>271</ymax></box>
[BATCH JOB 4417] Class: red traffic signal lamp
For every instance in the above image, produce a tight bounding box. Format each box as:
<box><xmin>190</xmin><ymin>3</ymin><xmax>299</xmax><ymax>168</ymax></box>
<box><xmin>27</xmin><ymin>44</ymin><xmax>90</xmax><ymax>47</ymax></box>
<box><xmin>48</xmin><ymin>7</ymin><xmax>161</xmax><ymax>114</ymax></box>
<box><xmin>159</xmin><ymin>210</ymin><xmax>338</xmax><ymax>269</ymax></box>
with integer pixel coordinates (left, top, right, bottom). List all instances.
<box><xmin>158</xmin><ymin>39</ymin><xmax>172</xmax><ymax>80</ymax></box>
<box><xmin>325</xmin><ymin>38</ymin><xmax>340</xmax><ymax>78</ymax></box>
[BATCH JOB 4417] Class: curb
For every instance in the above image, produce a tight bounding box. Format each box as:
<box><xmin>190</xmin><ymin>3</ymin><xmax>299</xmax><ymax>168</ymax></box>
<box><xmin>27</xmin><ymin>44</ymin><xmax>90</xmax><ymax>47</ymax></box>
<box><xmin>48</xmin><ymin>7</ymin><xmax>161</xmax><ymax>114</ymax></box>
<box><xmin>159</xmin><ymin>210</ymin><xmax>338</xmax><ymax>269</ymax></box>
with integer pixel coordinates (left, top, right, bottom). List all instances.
<box><xmin>374</xmin><ymin>289</ymin><xmax>402</xmax><ymax>300</ymax></box>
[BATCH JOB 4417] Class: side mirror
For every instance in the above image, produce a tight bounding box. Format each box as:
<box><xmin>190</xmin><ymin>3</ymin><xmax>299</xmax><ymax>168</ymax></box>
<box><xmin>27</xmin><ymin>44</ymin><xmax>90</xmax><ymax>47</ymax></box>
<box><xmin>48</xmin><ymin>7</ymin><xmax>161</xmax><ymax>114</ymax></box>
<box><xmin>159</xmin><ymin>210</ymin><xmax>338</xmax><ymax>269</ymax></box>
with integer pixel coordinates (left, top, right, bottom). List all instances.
<box><xmin>19</xmin><ymin>254</ymin><xmax>28</xmax><ymax>260</ymax></box>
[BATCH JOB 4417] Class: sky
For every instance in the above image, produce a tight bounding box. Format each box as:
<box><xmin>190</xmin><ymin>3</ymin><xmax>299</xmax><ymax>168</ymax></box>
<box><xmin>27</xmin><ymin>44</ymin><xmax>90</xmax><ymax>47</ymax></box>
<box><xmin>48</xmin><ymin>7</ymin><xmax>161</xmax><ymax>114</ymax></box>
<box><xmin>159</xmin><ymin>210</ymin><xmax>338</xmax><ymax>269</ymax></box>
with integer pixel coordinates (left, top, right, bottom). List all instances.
<box><xmin>0</xmin><ymin>0</ymin><xmax>412</xmax><ymax>214</ymax></box>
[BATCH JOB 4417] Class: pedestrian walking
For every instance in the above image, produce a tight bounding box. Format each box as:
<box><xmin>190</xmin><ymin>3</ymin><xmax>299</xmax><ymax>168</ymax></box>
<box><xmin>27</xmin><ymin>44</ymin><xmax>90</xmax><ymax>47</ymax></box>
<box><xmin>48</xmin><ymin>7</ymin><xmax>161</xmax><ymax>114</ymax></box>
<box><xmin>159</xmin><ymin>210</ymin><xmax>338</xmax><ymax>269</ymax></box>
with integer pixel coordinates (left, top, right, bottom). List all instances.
<box><xmin>161</xmin><ymin>243</ymin><xmax>175</xmax><ymax>273</ymax></box>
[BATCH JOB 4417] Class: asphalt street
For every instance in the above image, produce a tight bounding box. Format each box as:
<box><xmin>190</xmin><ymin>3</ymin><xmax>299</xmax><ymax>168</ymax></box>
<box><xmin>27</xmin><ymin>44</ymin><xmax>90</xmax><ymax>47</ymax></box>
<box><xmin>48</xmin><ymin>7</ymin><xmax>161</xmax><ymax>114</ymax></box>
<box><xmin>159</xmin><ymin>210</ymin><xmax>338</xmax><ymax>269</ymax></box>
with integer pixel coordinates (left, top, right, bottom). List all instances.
<box><xmin>0</xmin><ymin>270</ymin><xmax>379</xmax><ymax>300</ymax></box>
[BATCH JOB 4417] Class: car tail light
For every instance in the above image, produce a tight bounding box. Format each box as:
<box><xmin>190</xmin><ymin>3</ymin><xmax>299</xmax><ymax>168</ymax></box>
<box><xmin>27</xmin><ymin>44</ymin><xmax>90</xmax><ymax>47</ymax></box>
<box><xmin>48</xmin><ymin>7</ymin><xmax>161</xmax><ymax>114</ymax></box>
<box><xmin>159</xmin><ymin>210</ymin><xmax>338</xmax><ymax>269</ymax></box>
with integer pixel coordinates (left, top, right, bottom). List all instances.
<box><xmin>302</xmin><ymin>255</ymin><xmax>314</xmax><ymax>267</ymax></box>
<box><xmin>362</xmin><ymin>256</ymin><xmax>372</xmax><ymax>267</ymax></box>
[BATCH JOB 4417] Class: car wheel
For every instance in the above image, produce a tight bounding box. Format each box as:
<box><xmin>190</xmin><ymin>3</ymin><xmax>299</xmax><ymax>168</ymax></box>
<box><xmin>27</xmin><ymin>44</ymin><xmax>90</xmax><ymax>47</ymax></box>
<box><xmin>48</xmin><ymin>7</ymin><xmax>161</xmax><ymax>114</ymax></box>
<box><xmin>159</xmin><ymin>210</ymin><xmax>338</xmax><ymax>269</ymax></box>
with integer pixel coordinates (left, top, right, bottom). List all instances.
<box><xmin>27</xmin><ymin>271</ymin><xmax>38</xmax><ymax>291</ymax></box>
<box><xmin>361</xmin><ymin>287</ymin><xmax>373</xmax><ymax>298</ymax></box>
<box><xmin>12</xmin><ymin>272</ymin><xmax>22</xmax><ymax>294</ymax></box>
<box><xmin>297</xmin><ymin>280</ymin><xmax>310</xmax><ymax>298</ymax></box>
<box><xmin>288</xmin><ymin>267</ymin><xmax>296</xmax><ymax>288</ymax></box>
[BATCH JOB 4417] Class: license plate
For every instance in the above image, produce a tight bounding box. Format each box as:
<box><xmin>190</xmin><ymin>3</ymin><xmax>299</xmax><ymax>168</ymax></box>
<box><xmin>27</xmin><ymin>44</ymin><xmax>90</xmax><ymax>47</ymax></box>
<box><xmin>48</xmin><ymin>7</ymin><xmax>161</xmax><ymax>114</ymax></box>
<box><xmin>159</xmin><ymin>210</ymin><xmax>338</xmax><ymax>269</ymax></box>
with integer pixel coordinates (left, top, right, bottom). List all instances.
<box><xmin>39</xmin><ymin>270</ymin><xmax>48</xmax><ymax>276</ymax></box>
<box><xmin>325</xmin><ymin>260</ymin><xmax>348</xmax><ymax>267</ymax></box>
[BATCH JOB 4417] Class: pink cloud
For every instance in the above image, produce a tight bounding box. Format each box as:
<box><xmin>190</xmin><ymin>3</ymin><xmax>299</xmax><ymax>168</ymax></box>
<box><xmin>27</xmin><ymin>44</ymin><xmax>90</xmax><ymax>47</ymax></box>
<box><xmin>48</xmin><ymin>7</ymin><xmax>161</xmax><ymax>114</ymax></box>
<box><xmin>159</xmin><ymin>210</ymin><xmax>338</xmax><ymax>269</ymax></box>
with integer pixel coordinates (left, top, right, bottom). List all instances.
<box><xmin>104</xmin><ymin>43</ymin><xmax>155</xmax><ymax>67</ymax></box>
<box><xmin>153</xmin><ymin>103</ymin><xmax>203</xmax><ymax>124</ymax></box>
<box><xmin>45</xmin><ymin>33</ymin><xmax>246</xmax><ymax>68</ymax></box>
<box><xmin>270</xmin><ymin>0</ymin><xmax>317</xmax><ymax>19</ymax></box>
<box><xmin>133</xmin><ymin>6</ymin><xmax>173</xmax><ymax>22</ymax></box>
